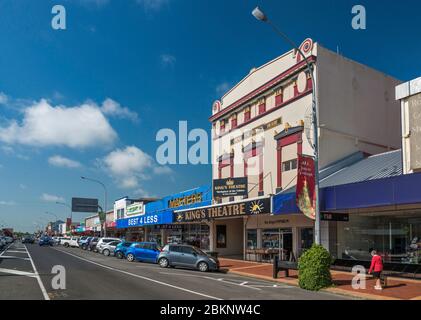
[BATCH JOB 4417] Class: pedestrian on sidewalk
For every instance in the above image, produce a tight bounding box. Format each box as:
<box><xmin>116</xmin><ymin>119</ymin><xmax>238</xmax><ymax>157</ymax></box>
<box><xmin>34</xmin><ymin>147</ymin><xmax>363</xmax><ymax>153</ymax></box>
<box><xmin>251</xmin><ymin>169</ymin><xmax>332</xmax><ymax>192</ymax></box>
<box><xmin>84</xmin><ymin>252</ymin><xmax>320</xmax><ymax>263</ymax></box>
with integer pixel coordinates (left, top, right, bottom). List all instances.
<box><xmin>368</xmin><ymin>249</ymin><xmax>384</xmax><ymax>290</ymax></box>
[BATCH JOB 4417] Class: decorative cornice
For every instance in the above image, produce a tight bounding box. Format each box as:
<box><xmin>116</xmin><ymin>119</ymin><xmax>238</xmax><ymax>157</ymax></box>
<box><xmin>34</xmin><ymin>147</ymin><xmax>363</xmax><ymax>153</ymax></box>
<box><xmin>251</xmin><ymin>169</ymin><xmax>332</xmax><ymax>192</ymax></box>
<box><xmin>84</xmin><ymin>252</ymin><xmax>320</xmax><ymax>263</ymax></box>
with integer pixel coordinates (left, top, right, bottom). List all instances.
<box><xmin>209</xmin><ymin>56</ymin><xmax>316</xmax><ymax>122</ymax></box>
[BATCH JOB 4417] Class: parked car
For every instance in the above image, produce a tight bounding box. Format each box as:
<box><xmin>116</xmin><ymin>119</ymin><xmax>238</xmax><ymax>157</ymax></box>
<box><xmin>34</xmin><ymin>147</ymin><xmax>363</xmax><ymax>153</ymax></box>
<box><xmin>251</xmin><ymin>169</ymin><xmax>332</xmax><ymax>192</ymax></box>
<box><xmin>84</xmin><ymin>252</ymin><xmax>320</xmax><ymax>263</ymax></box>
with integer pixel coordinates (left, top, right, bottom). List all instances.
<box><xmin>39</xmin><ymin>236</ymin><xmax>54</xmax><ymax>246</ymax></box>
<box><xmin>0</xmin><ymin>237</ymin><xmax>6</xmax><ymax>249</ymax></box>
<box><xmin>126</xmin><ymin>242</ymin><xmax>161</xmax><ymax>263</ymax></box>
<box><xmin>61</xmin><ymin>237</ymin><xmax>80</xmax><ymax>248</ymax></box>
<box><xmin>79</xmin><ymin>237</ymin><xmax>93</xmax><ymax>250</ymax></box>
<box><xmin>4</xmin><ymin>236</ymin><xmax>14</xmax><ymax>244</ymax></box>
<box><xmin>114</xmin><ymin>241</ymin><xmax>133</xmax><ymax>259</ymax></box>
<box><xmin>157</xmin><ymin>244</ymin><xmax>219</xmax><ymax>272</ymax></box>
<box><xmin>22</xmin><ymin>235</ymin><xmax>35</xmax><ymax>244</ymax></box>
<box><xmin>78</xmin><ymin>236</ymin><xmax>91</xmax><ymax>249</ymax></box>
<box><xmin>97</xmin><ymin>240</ymin><xmax>122</xmax><ymax>256</ymax></box>
<box><xmin>88</xmin><ymin>237</ymin><xmax>100</xmax><ymax>252</ymax></box>
<box><xmin>95</xmin><ymin>237</ymin><xmax>120</xmax><ymax>252</ymax></box>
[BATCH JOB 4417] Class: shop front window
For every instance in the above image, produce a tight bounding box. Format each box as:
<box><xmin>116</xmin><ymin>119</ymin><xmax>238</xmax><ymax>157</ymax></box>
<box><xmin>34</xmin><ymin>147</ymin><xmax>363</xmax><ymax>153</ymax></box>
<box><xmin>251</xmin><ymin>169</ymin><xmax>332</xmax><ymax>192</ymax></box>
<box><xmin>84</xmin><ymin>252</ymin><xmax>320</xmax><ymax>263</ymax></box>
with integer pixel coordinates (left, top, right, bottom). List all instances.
<box><xmin>337</xmin><ymin>212</ymin><xmax>421</xmax><ymax>265</ymax></box>
<box><xmin>180</xmin><ymin>224</ymin><xmax>210</xmax><ymax>251</ymax></box>
<box><xmin>247</xmin><ymin>229</ymin><xmax>257</xmax><ymax>249</ymax></box>
<box><xmin>300</xmin><ymin>228</ymin><xmax>314</xmax><ymax>254</ymax></box>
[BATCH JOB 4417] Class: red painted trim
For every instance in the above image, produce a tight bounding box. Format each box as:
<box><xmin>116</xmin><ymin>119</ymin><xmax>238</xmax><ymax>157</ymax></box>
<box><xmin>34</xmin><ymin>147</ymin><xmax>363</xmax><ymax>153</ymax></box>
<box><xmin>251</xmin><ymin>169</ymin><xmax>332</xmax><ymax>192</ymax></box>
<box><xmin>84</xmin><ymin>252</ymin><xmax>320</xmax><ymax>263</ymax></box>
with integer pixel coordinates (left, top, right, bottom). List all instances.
<box><xmin>213</xmin><ymin>89</ymin><xmax>312</xmax><ymax>140</ymax></box>
<box><xmin>230</xmin><ymin>161</ymin><xmax>234</xmax><ymax>178</ymax></box>
<box><xmin>277</xmin><ymin>132</ymin><xmax>301</xmax><ymax>147</ymax></box>
<box><xmin>275</xmin><ymin>93</ymin><xmax>283</xmax><ymax>107</ymax></box>
<box><xmin>244</xmin><ymin>145</ymin><xmax>263</xmax><ymax>160</ymax></box>
<box><xmin>307</xmin><ymin>75</ymin><xmax>313</xmax><ymax>90</ymax></box>
<box><xmin>231</xmin><ymin>118</ymin><xmax>237</xmax><ymax>129</ymax></box>
<box><xmin>293</xmin><ymin>81</ymin><xmax>299</xmax><ymax>97</ymax></box>
<box><xmin>259</xmin><ymin>152</ymin><xmax>263</xmax><ymax>192</ymax></box>
<box><xmin>209</xmin><ymin>56</ymin><xmax>316</xmax><ymax>122</ymax></box>
<box><xmin>277</xmin><ymin>147</ymin><xmax>282</xmax><ymax>188</ymax></box>
<box><xmin>244</xmin><ymin>159</ymin><xmax>247</xmax><ymax>177</ymax></box>
<box><xmin>297</xmin><ymin>133</ymin><xmax>303</xmax><ymax>155</ymax></box>
<box><xmin>244</xmin><ymin>110</ymin><xmax>251</xmax><ymax>121</ymax></box>
<box><xmin>258</xmin><ymin>103</ymin><xmax>266</xmax><ymax>114</ymax></box>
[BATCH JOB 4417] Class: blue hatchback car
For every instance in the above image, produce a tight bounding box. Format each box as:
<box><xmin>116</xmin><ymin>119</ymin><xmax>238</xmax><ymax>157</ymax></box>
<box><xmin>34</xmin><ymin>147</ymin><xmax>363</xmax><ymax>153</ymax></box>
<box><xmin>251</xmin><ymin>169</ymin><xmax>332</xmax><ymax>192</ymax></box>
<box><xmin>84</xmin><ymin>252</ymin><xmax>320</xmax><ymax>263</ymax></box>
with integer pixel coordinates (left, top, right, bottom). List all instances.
<box><xmin>39</xmin><ymin>236</ymin><xmax>53</xmax><ymax>246</ymax></box>
<box><xmin>125</xmin><ymin>242</ymin><xmax>161</xmax><ymax>263</ymax></box>
<box><xmin>114</xmin><ymin>241</ymin><xmax>133</xmax><ymax>259</ymax></box>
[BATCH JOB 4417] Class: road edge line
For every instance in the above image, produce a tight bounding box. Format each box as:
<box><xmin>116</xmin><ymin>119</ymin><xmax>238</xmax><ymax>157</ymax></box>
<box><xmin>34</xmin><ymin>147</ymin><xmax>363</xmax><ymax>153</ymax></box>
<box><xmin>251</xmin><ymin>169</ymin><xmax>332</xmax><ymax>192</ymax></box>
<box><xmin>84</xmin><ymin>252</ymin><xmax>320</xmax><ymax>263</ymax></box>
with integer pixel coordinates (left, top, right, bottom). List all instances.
<box><xmin>24</xmin><ymin>244</ymin><xmax>50</xmax><ymax>300</ymax></box>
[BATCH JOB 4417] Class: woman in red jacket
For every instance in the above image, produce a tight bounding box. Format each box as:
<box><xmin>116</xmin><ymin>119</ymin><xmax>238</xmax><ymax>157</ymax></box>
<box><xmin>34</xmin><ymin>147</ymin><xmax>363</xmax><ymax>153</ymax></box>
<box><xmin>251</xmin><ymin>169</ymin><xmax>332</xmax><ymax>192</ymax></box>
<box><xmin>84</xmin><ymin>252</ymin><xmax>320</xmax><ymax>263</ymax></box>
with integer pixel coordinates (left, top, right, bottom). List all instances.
<box><xmin>369</xmin><ymin>250</ymin><xmax>384</xmax><ymax>290</ymax></box>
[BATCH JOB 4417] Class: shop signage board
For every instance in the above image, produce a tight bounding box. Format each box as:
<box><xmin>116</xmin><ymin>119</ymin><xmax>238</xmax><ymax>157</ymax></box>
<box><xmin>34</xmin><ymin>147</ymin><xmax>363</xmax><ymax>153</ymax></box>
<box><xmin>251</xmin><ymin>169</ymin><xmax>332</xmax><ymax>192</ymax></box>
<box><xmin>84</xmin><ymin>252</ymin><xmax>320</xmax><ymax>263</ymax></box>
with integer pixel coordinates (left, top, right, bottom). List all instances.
<box><xmin>408</xmin><ymin>93</ymin><xmax>421</xmax><ymax>170</ymax></box>
<box><xmin>296</xmin><ymin>154</ymin><xmax>316</xmax><ymax>220</ymax></box>
<box><xmin>213</xmin><ymin>177</ymin><xmax>248</xmax><ymax>198</ymax></box>
<box><xmin>126</xmin><ymin>202</ymin><xmax>144</xmax><ymax>216</ymax></box>
<box><xmin>116</xmin><ymin>211</ymin><xmax>173</xmax><ymax>229</ymax></box>
<box><xmin>71</xmin><ymin>197</ymin><xmax>99</xmax><ymax>213</ymax></box>
<box><xmin>168</xmin><ymin>192</ymin><xmax>203</xmax><ymax>209</ymax></box>
<box><xmin>321</xmin><ymin>213</ymin><xmax>349</xmax><ymax>222</ymax></box>
<box><xmin>174</xmin><ymin>197</ymin><xmax>271</xmax><ymax>223</ymax></box>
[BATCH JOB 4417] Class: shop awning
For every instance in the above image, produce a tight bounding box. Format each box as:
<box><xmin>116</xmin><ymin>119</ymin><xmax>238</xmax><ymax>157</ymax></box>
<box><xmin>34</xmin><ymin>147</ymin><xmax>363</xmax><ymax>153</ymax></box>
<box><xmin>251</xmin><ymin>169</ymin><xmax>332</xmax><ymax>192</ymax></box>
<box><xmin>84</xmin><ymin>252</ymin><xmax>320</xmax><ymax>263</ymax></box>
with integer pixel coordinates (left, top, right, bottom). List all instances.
<box><xmin>116</xmin><ymin>210</ymin><xmax>174</xmax><ymax>229</ymax></box>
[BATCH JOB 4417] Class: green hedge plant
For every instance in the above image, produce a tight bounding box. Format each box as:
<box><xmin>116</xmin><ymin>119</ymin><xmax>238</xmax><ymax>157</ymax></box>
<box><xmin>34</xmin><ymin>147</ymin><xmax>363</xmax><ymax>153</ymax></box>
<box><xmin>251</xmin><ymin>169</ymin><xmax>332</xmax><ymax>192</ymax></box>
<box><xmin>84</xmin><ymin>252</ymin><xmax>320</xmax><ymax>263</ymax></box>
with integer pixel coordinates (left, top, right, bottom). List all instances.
<box><xmin>298</xmin><ymin>244</ymin><xmax>333</xmax><ymax>291</ymax></box>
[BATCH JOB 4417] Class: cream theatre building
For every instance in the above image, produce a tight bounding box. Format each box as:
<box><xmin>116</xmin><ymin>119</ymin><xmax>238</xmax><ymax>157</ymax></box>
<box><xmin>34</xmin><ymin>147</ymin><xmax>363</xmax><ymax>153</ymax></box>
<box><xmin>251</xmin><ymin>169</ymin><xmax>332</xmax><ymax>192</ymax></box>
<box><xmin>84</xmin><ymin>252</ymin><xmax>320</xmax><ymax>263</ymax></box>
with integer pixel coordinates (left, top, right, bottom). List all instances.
<box><xmin>176</xmin><ymin>39</ymin><xmax>401</xmax><ymax>260</ymax></box>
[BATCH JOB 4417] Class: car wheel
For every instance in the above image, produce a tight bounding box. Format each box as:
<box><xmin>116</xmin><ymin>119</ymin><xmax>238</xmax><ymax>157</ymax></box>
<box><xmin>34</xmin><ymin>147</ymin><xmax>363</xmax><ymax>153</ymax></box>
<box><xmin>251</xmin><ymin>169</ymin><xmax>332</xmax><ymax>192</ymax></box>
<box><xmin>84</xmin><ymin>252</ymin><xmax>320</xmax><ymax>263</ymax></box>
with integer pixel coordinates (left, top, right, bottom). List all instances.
<box><xmin>127</xmin><ymin>253</ymin><xmax>135</xmax><ymax>262</ymax></box>
<box><xmin>116</xmin><ymin>251</ymin><xmax>123</xmax><ymax>259</ymax></box>
<box><xmin>64</xmin><ymin>243</ymin><xmax>69</xmax><ymax>248</ymax></box>
<box><xmin>158</xmin><ymin>258</ymin><xmax>169</xmax><ymax>268</ymax></box>
<box><xmin>103</xmin><ymin>249</ymin><xmax>110</xmax><ymax>257</ymax></box>
<box><xmin>198</xmin><ymin>262</ymin><xmax>209</xmax><ymax>272</ymax></box>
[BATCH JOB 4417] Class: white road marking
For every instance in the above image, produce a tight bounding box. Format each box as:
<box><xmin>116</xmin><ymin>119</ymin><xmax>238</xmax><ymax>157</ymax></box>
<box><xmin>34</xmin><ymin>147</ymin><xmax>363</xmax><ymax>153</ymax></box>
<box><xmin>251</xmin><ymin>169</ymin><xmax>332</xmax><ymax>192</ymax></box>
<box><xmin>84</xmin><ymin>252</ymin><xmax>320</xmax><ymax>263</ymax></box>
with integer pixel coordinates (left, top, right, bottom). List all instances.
<box><xmin>24</xmin><ymin>245</ymin><xmax>50</xmax><ymax>300</ymax></box>
<box><xmin>0</xmin><ymin>244</ymin><xmax>13</xmax><ymax>256</ymax></box>
<box><xmin>159</xmin><ymin>272</ymin><xmax>261</xmax><ymax>291</ymax></box>
<box><xmin>52</xmin><ymin>248</ymin><xmax>222</xmax><ymax>300</ymax></box>
<box><xmin>5</xmin><ymin>250</ymin><xmax>28</xmax><ymax>253</ymax></box>
<box><xmin>0</xmin><ymin>256</ymin><xmax>30</xmax><ymax>260</ymax></box>
<box><xmin>0</xmin><ymin>267</ymin><xmax>36</xmax><ymax>277</ymax></box>
<box><xmin>240</xmin><ymin>281</ymin><xmax>248</xmax><ymax>285</ymax></box>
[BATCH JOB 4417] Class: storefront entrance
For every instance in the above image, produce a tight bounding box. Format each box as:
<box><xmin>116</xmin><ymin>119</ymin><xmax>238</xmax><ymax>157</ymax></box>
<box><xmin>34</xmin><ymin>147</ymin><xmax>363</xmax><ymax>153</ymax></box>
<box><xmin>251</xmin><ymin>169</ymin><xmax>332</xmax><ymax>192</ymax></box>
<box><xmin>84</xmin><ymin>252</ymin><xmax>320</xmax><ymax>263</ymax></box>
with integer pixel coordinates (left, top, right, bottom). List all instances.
<box><xmin>262</xmin><ymin>228</ymin><xmax>293</xmax><ymax>261</ymax></box>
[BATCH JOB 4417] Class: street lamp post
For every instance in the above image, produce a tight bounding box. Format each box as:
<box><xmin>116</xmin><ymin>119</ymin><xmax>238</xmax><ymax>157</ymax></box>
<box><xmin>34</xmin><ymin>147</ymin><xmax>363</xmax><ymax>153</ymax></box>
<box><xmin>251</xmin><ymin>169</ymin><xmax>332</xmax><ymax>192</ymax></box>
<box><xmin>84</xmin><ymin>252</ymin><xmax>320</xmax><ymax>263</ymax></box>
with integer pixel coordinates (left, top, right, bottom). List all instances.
<box><xmin>81</xmin><ymin>176</ymin><xmax>108</xmax><ymax>237</ymax></box>
<box><xmin>252</xmin><ymin>6</ymin><xmax>321</xmax><ymax>245</ymax></box>
<box><xmin>56</xmin><ymin>201</ymin><xmax>72</xmax><ymax>235</ymax></box>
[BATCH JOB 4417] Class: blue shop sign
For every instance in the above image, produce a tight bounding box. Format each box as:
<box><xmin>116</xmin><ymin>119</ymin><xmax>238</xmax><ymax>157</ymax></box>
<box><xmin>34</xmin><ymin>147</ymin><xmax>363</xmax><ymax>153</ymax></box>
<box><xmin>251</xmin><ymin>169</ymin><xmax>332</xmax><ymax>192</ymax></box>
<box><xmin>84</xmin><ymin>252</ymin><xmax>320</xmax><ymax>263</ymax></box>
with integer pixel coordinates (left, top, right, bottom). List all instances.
<box><xmin>116</xmin><ymin>210</ymin><xmax>173</xmax><ymax>229</ymax></box>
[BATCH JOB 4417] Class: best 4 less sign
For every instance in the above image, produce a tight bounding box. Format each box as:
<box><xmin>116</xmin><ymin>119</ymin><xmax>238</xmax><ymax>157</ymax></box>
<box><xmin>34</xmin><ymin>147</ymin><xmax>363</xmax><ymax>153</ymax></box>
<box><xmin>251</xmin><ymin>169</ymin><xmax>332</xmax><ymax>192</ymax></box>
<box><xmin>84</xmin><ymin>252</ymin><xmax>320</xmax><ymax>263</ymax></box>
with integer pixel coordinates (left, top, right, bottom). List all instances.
<box><xmin>126</xmin><ymin>203</ymin><xmax>144</xmax><ymax>216</ymax></box>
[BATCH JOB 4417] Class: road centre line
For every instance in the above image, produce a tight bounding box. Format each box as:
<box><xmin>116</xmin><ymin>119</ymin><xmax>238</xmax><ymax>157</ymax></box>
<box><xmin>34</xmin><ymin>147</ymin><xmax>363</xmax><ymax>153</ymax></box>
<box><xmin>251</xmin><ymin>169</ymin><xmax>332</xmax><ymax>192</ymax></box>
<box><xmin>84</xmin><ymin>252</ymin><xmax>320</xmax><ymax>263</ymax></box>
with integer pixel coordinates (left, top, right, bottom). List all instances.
<box><xmin>52</xmin><ymin>247</ymin><xmax>222</xmax><ymax>300</ymax></box>
<box><xmin>24</xmin><ymin>245</ymin><xmax>50</xmax><ymax>300</ymax></box>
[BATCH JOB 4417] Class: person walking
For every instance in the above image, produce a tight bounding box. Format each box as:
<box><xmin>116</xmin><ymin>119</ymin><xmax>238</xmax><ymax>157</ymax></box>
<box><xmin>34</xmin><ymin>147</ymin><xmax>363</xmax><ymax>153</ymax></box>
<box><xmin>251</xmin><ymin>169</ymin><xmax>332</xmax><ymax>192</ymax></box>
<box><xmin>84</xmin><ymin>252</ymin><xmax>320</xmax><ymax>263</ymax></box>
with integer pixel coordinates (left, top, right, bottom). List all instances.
<box><xmin>369</xmin><ymin>249</ymin><xmax>384</xmax><ymax>290</ymax></box>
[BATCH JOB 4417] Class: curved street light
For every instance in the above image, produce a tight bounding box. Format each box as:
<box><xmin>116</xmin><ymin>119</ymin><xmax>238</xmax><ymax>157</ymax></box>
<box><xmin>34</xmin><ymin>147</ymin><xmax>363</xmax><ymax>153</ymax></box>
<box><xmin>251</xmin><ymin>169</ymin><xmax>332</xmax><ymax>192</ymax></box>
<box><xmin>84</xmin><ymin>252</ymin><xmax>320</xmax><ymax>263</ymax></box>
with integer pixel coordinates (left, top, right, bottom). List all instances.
<box><xmin>252</xmin><ymin>6</ymin><xmax>321</xmax><ymax>245</ymax></box>
<box><xmin>81</xmin><ymin>176</ymin><xmax>108</xmax><ymax>237</ymax></box>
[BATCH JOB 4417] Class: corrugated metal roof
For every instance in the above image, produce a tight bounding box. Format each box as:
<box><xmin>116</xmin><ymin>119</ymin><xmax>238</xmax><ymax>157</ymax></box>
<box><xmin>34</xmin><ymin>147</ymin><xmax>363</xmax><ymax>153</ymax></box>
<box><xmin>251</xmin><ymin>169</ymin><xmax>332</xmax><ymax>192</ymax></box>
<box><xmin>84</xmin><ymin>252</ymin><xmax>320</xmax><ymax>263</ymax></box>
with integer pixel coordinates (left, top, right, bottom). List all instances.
<box><xmin>320</xmin><ymin>149</ymin><xmax>402</xmax><ymax>188</ymax></box>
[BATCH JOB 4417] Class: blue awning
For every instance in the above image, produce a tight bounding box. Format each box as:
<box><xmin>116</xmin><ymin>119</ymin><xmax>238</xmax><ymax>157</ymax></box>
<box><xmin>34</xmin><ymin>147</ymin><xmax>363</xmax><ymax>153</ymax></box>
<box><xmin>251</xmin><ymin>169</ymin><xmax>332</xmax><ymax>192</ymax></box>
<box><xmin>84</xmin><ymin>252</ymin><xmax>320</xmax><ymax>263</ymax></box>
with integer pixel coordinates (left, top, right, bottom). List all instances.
<box><xmin>272</xmin><ymin>192</ymin><xmax>299</xmax><ymax>215</ymax></box>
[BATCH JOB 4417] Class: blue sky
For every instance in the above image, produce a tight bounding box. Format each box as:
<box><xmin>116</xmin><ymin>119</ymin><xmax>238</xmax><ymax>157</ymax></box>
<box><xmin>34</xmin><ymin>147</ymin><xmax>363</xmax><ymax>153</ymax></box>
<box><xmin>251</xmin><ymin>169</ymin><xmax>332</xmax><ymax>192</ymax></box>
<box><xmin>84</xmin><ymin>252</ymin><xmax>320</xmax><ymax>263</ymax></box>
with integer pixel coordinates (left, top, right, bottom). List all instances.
<box><xmin>0</xmin><ymin>0</ymin><xmax>420</xmax><ymax>232</ymax></box>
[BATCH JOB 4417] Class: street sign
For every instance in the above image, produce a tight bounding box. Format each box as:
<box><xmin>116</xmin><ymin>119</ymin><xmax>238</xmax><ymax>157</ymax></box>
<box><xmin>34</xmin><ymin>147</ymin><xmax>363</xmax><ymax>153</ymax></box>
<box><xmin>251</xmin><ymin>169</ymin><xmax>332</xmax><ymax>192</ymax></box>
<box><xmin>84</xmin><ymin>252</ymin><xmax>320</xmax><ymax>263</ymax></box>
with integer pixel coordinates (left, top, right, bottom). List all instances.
<box><xmin>321</xmin><ymin>212</ymin><xmax>349</xmax><ymax>222</ymax></box>
<box><xmin>71</xmin><ymin>197</ymin><xmax>99</xmax><ymax>213</ymax></box>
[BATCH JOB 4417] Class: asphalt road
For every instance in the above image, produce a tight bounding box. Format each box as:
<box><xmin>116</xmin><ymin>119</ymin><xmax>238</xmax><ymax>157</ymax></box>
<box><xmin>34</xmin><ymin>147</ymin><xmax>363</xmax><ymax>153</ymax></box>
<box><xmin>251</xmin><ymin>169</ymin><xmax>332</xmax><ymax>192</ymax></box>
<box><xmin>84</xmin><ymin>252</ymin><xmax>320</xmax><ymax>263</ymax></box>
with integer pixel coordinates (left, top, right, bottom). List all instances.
<box><xmin>0</xmin><ymin>241</ymin><xmax>351</xmax><ymax>300</ymax></box>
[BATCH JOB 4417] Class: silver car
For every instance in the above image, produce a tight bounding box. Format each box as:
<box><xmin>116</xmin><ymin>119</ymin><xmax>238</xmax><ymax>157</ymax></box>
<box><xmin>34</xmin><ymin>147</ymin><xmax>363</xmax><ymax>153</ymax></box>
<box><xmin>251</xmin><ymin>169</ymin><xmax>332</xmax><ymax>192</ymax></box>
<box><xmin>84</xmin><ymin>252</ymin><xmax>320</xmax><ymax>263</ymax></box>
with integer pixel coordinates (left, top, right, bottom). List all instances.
<box><xmin>157</xmin><ymin>244</ymin><xmax>219</xmax><ymax>272</ymax></box>
<box><xmin>97</xmin><ymin>240</ymin><xmax>121</xmax><ymax>256</ymax></box>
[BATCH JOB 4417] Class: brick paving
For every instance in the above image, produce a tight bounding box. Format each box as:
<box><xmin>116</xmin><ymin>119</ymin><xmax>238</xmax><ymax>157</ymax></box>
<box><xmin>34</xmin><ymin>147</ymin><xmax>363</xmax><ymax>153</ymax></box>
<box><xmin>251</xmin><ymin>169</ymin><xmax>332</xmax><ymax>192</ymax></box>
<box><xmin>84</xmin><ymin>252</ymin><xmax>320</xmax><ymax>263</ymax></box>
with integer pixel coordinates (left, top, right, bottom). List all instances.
<box><xmin>219</xmin><ymin>258</ymin><xmax>421</xmax><ymax>300</ymax></box>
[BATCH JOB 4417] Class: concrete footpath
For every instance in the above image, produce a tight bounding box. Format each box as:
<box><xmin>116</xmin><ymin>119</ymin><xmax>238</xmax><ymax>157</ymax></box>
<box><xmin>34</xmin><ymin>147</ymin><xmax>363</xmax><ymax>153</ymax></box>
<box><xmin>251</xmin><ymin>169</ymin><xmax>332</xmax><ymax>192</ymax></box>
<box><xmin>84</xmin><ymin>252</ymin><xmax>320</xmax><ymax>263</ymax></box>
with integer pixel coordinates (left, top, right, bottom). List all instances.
<box><xmin>219</xmin><ymin>258</ymin><xmax>421</xmax><ymax>300</ymax></box>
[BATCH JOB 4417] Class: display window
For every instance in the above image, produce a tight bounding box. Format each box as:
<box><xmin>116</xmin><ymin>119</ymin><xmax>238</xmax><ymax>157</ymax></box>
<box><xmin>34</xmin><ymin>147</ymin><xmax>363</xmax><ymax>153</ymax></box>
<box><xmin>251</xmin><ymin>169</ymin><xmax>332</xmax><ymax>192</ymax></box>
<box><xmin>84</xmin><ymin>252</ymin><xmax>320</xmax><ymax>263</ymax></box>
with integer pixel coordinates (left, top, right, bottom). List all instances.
<box><xmin>247</xmin><ymin>229</ymin><xmax>257</xmax><ymax>249</ymax></box>
<box><xmin>336</xmin><ymin>212</ymin><xmax>421</xmax><ymax>265</ymax></box>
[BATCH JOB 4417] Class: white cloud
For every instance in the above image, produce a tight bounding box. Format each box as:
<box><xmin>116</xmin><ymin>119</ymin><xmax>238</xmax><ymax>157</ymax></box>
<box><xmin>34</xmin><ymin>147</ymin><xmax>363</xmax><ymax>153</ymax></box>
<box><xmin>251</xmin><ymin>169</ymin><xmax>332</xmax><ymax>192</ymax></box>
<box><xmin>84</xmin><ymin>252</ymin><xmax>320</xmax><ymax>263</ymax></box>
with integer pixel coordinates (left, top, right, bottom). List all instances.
<box><xmin>0</xmin><ymin>92</ymin><xmax>8</xmax><ymax>105</ymax></box>
<box><xmin>136</xmin><ymin>0</ymin><xmax>170</xmax><ymax>12</ymax></box>
<box><xmin>160</xmin><ymin>54</ymin><xmax>176</xmax><ymax>67</ymax></box>
<box><xmin>19</xmin><ymin>184</ymin><xmax>27</xmax><ymax>190</ymax></box>
<box><xmin>100</xmin><ymin>98</ymin><xmax>138</xmax><ymax>121</ymax></box>
<box><xmin>0</xmin><ymin>99</ymin><xmax>118</xmax><ymax>148</ymax></box>
<box><xmin>48</xmin><ymin>155</ymin><xmax>82</xmax><ymax>168</ymax></box>
<box><xmin>0</xmin><ymin>201</ymin><xmax>15</xmax><ymax>206</ymax></box>
<box><xmin>101</xmin><ymin>146</ymin><xmax>172</xmax><ymax>189</ymax></box>
<box><xmin>216</xmin><ymin>82</ymin><xmax>231</xmax><ymax>96</ymax></box>
<box><xmin>41</xmin><ymin>193</ymin><xmax>65</xmax><ymax>203</ymax></box>
<box><xmin>132</xmin><ymin>187</ymin><xmax>155</xmax><ymax>198</ymax></box>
